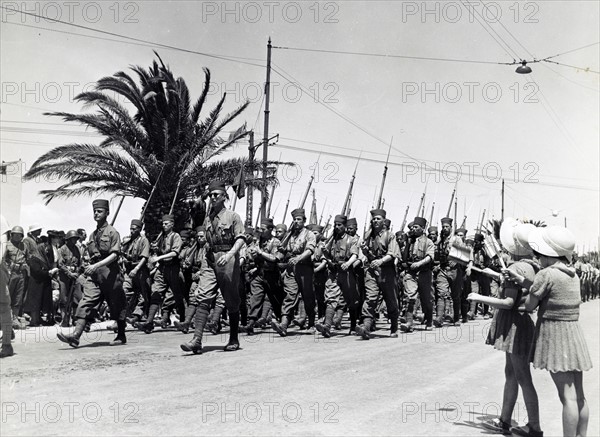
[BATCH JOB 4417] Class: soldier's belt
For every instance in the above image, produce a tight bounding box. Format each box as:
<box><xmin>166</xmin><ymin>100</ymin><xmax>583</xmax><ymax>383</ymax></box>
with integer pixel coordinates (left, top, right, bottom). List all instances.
<box><xmin>211</xmin><ymin>244</ymin><xmax>233</xmax><ymax>252</ymax></box>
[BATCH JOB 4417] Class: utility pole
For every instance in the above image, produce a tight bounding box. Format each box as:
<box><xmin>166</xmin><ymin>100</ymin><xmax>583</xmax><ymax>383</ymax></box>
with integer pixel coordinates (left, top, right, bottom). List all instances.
<box><xmin>261</xmin><ymin>37</ymin><xmax>272</xmax><ymax>221</ymax></box>
<box><xmin>501</xmin><ymin>178</ymin><xmax>505</xmax><ymax>221</ymax></box>
<box><xmin>245</xmin><ymin>131</ymin><xmax>255</xmax><ymax>227</ymax></box>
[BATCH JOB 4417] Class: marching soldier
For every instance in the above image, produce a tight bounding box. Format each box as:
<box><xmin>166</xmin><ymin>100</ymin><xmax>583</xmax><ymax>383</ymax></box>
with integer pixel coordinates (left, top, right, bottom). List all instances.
<box><xmin>138</xmin><ymin>214</ymin><xmax>185</xmax><ymax>333</ymax></box>
<box><xmin>57</xmin><ymin>199</ymin><xmax>127</xmax><ymax>347</ymax></box>
<box><xmin>244</xmin><ymin>218</ymin><xmax>284</xmax><ymax>335</ymax></box>
<box><xmin>434</xmin><ymin>218</ymin><xmax>464</xmax><ymax>327</ymax></box>
<box><xmin>174</xmin><ymin>226</ymin><xmax>207</xmax><ymax>333</ymax></box>
<box><xmin>57</xmin><ymin>230</ymin><xmax>82</xmax><ymax>327</ymax></box>
<box><xmin>271</xmin><ymin>208</ymin><xmax>317</xmax><ymax>337</ymax></box>
<box><xmin>466</xmin><ymin>232</ymin><xmax>492</xmax><ymax>319</ymax></box>
<box><xmin>310</xmin><ymin>224</ymin><xmax>328</xmax><ymax>322</ymax></box>
<box><xmin>315</xmin><ymin>215</ymin><xmax>359</xmax><ymax>338</ymax></box>
<box><xmin>355</xmin><ymin>209</ymin><xmax>401</xmax><ymax>339</ymax></box>
<box><xmin>400</xmin><ymin>217</ymin><xmax>435</xmax><ymax>332</ymax></box>
<box><xmin>180</xmin><ymin>181</ymin><xmax>247</xmax><ymax>353</ymax></box>
<box><xmin>120</xmin><ymin>219</ymin><xmax>151</xmax><ymax>327</ymax></box>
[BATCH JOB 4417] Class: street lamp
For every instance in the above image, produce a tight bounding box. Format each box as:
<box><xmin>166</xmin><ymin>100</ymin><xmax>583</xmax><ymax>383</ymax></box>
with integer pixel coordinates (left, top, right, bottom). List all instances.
<box><xmin>516</xmin><ymin>60</ymin><xmax>532</xmax><ymax>74</ymax></box>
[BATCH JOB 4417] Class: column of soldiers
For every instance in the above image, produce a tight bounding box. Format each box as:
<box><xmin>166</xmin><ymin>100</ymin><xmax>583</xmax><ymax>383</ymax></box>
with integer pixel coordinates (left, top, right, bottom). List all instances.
<box><xmin>1</xmin><ymin>180</ymin><xmax>599</xmax><ymax>358</ymax></box>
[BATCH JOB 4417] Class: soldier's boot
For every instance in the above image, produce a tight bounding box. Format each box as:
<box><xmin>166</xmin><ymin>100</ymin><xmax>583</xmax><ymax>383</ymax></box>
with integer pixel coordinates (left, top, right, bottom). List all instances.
<box><xmin>126</xmin><ymin>314</ymin><xmax>141</xmax><ymax>328</ymax></box>
<box><xmin>271</xmin><ymin>315</ymin><xmax>289</xmax><ymax>337</ymax></box>
<box><xmin>333</xmin><ymin>309</ymin><xmax>344</xmax><ymax>330</ymax></box>
<box><xmin>400</xmin><ymin>312</ymin><xmax>414</xmax><ymax>333</ymax></box>
<box><xmin>109</xmin><ymin>321</ymin><xmax>127</xmax><ymax>346</ymax></box>
<box><xmin>316</xmin><ymin>306</ymin><xmax>334</xmax><ymax>338</ymax></box>
<box><xmin>180</xmin><ymin>307</ymin><xmax>209</xmax><ymax>354</ymax></box>
<box><xmin>57</xmin><ymin>318</ymin><xmax>86</xmax><ymax>348</ymax></box>
<box><xmin>137</xmin><ymin>304</ymin><xmax>158</xmax><ymax>334</ymax></box>
<box><xmin>349</xmin><ymin>308</ymin><xmax>358</xmax><ymax>335</ymax></box>
<box><xmin>159</xmin><ymin>310</ymin><xmax>172</xmax><ymax>329</ymax></box>
<box><xmin>390</xmin><ymin>313</ymin><xmax>399</xmax><ymax>338</ymax></box>
<box><xmin>306</xmin><ymin>311</ymin><xmax>316</xmax><ymax>333</ymax></box>
<box><xmin>0</xmin><ymin>343</ymin><xmax>14</xmax><ymax>358</ymax></box>
<box><xmin>433</xmin><ymin>300</ymin><xmax>445</xmax><ymax>328</ymax></box>
<box><xmin>224</xmin><ymin>311</ymin><xmax>240</xmax><ymax>351</ymax></box>
<box><xmin>244</xmin><ymin>319</ymin><xmax>256</xmax><ymax>336</ymax></box>
<box><xmin>207</xmin><ymin>306</ymin><xmax>224</xmax><ymax>334</ymax></box>
<box><xmin>60</xmin><ymin>310</ymin><xmax>70</xmax><ymax>327</ymax></box>
<box><xmin>355</xmin><ymin>317</ymin><xmax>372</xmax><ymax>340</ymax></box>
<box><xmin>174</xmin><ymin>305</ymin><xmax>196</xmax><ymax>334</ymax></box>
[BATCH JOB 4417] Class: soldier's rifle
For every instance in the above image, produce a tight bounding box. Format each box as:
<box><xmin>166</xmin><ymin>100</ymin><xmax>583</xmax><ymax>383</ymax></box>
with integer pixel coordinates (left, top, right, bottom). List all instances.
<box><xmin>376</xmin><ymin>139</ymin><xmax>392</xmax><ymax>209</ymax></box>
<box><xmin>342</xmin><ymin>153</ymin><xmax>361</xmax><ymax>215</ymax></box>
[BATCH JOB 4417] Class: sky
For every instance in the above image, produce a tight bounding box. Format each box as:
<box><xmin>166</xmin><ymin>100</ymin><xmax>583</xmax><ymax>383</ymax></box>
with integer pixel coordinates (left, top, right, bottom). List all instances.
<box><xmin>1</xmin><ymin>1</ymin><xmax>599</xmax><ymax>251</ymax></box>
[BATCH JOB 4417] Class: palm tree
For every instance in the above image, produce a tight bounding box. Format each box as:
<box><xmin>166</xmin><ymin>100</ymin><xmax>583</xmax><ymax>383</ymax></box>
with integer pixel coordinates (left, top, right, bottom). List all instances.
<box><xmin>23</xmin><ymin>53</ymin><xmax>280</xmax><ymax>238</ymax></box>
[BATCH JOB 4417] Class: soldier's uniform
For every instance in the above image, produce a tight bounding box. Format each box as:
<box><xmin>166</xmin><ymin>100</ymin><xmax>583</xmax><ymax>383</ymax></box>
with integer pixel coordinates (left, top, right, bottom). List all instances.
<box><xmin>139</xmin><ymin>215</ymin><xmax>185</xmax><ymax>333</ymax></box>
<box><xmin>356</xmin><ymin>209</ymin><xmax>401</xmax><ymax>339</ymax></box>
<box><xmin>435</xmin><ymin>218</ymin><xmax>465</xmax><ymax>326</ymax></box>
<box><xmin>245</xmin><ymin>219</ymin><xmax>285</xmax><ymax>334</ymax></box>
<box><xmin>272</xmin><ymin>208</ymin><xmax>317</xmax><ymax>336</ymax></box>
<box><xmin>401</xmin><ymin>218</ymin><xmax>435</xmax><ymax>331</ymax></box>
<box><xmin>58</xmin><ymin>199</ymin><xmax>127</xmax><ymax>348</ymax></box>
<box><xmin>120</xmin><ymin>220</ymin><xmax>151</xmax><ymax>324</ymax></box>
<box><xmin>316</xmin><ymin>215</ymin><xmax>359</xmax><ymax>337</ymax></box>
<box><xmin>311</xmin><ymin>225</ymin><xmax>328</xmax><ymax>321</ymax></box>
<box><xmin>57</xmin><ymin>231</ymin><xmax>82</xmax><ymax>326</ymax></box>
<box><xmin>181</xmin><ymin>181</ymin><xmax>247</xmax><ymax>353</ymax></box>
<box><xmin>467</xmin><ymin>233</ymin><xmax>492</xmax><ymax>318</ymax></box>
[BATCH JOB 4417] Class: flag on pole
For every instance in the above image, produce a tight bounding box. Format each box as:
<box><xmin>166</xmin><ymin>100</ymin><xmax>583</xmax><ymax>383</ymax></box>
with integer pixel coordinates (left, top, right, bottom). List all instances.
<box><xmin>232</xmin><ymin>164</ymin><xmax>246</xmax><ymax>199</ymax></box>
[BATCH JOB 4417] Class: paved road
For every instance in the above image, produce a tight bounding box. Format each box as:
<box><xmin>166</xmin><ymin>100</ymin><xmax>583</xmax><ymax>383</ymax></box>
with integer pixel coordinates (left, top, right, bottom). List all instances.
<box><xmin>1</xmin><ymin>301</ymin><xmax>598</xmax><ymax>436</ymax></box>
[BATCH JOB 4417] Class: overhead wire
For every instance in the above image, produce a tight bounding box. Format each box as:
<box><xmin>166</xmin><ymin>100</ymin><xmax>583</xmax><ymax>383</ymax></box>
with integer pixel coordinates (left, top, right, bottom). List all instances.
<box><xmin>0</xmin><ymin>6</ymin><xmax>265</xmax><ymax>68</ymax></box>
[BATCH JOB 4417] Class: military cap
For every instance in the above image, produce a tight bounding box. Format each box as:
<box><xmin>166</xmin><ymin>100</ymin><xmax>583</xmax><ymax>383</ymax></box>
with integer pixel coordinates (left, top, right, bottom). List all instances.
<box><xmin>10</xmin><ymin>226</ymin><xmax>24</xmax><ymax>235</ymax></box>
<box><xmin>179</xmin><ymin>229</ymin><xmax>192</xmax><ymax>238</ymax></box>
<box><xmin>291</xmin><ymin>208</ymin><xmax>306</xmax><ymax>219</ymax></box>
<box><xmin>383</xmin><ymin>219</ymin><xmax>391</xmax><ymax>229</ymax></box>
<box><xmin>395</xmin><ymin>230</ymin><xmax>405</xmax><ymax>238</ymax></box>
<box><xmin>370</xmin><ymin>208</ymin><xmax>386</xmax><ymax>218</ymax></box>
<box><xmin>334</xmin><ymin>215</ymin><xmax>347</xmax><ymax>224</ymax></box>
<box><xmin>346</xmin><ymin>218</ymin><xmax>357</xmax><ymax>227</ymax></box>
<box><xmin>92</xmin><ymin>199</ymin><xmax>109</xmax><ymax>210</ymax></box>
<box><xmin>131</xmin><ymin>219</ymin><xmax>144</xmax><ymax>228</ymax></box>
<box><xmin>162</xmin><ymin>214</ymin><xmax>175</xmax><ymax>223</ymax></box>
<box><xmin>428</xmin><ymin>226</ymin><xmax>438</xmax><ymax>233</ymax></box>
<box><xmin>77</xmin><ymin>228</ymin><xmax>86</xmax><ymax>235</ymax></box>
<box><xmin>407</xmin><ymin>221</ymin><xmax>414</xmax><ymax>229</ymax></box>
<box><xmin>455</xmin><ymin>227</ymin><xmax>467</xmax><ymax>235</ymax></box>
<box><xmin>57</xmin><ymin>230</ymin><xmax>66</xmax><ymax>239</ymax></box>
<box><xmin>46</xmin><ymin>230</ymin><xmax>60</xmax><ymax>237</ymax></box>
<box><xmin>261</xmin><ymin>218</ymin><xmax>274</xmax><ymax>228</ymax></box>
<box><xmin>413</xmin><ymin>217</ymin><xmax>427</xmax><ymax>228</ymax></box>
<box><xmin>207</xmin><ymin>180</ymin><xmax>227</xmax><ymax>193</ymax></box>
<box><xmin>312</xmin><ymin>225</ymin><xmax>324</xmax><ymax>233</ymax></box>
<box><xmin>474</xmin><ymin>233</ymin><xmax>484</xmax><ymax>242</ymax></box>
<box><xmin>305</xmin><ymin>224</ymin><xmax>314</xmax><ymax>231</ymax></box>
<box><xmin>440</xmin><ymin>217</ymin><xmax>453</xmax><ymax>225</ymax></box>
<box><xmin>66</xmin><ymin>230</ymin><xmax>79</xmax><ymax>240</ymax></box>
<box><xmin>195</xmin><ymin>225</ymin><xmax>206</xmax><ymax>233</ymax></box>
<box><xmin>275</xmin><ymin>224</ymin><xmax>287</xmax><ymax>232</ymax></box>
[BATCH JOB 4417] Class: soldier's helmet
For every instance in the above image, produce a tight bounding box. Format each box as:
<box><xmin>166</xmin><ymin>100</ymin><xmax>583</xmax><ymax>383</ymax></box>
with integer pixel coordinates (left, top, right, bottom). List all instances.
<box><xmin>11</xmin><ymin>226</ymin><xmax>24</xmax><ymax>235</ymax></box>
<box><xmin>66</xmin><ymin>230</ymin><xmax>79</xmax><ymax>240</ymax></box>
